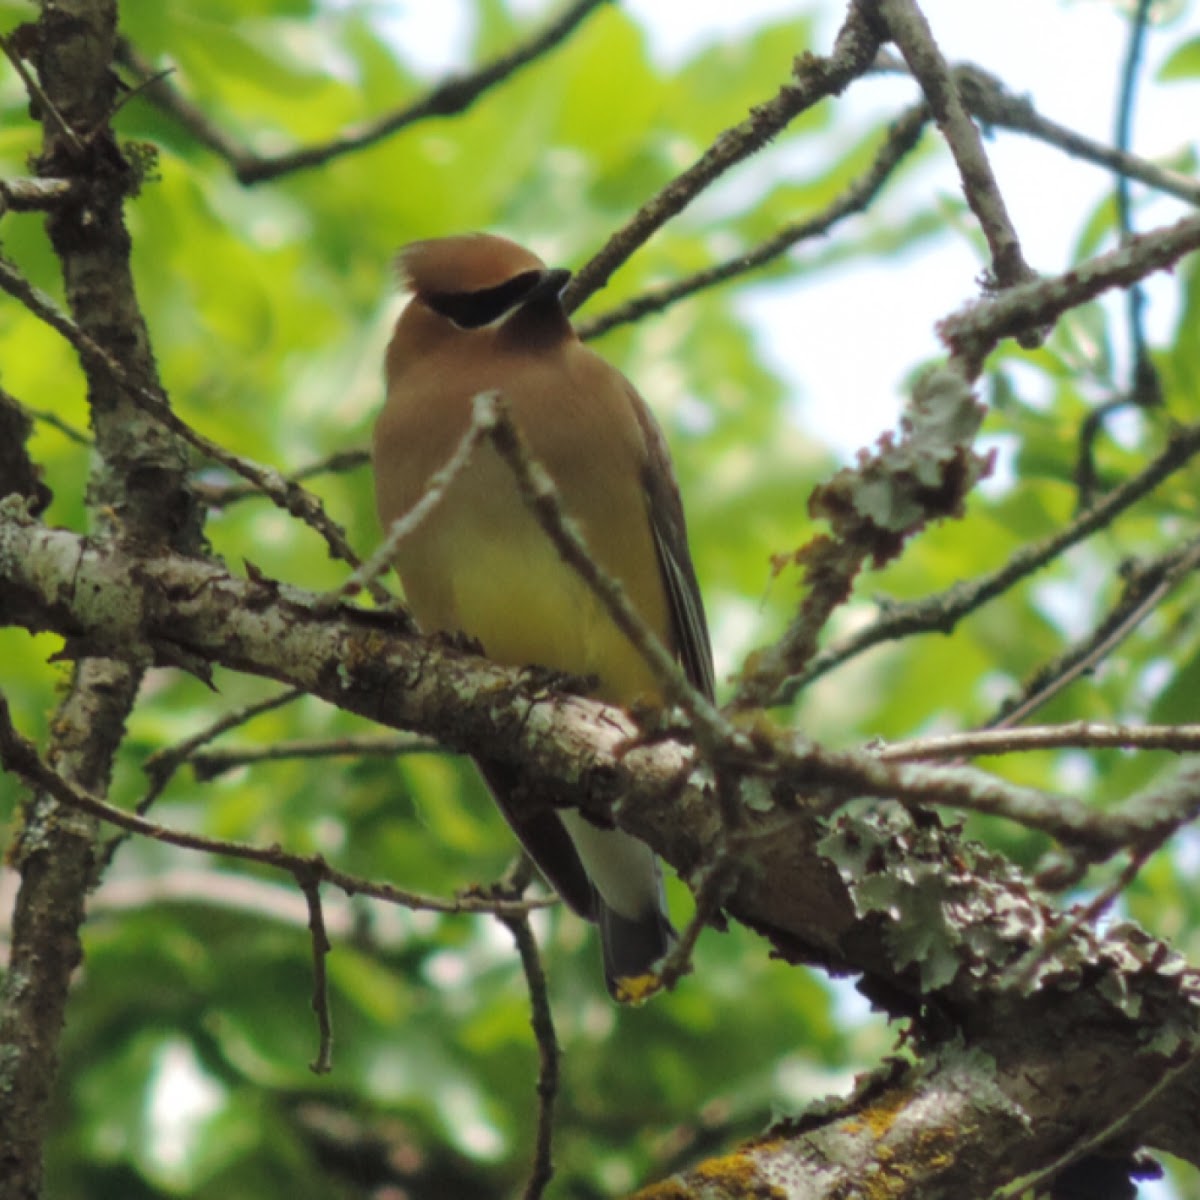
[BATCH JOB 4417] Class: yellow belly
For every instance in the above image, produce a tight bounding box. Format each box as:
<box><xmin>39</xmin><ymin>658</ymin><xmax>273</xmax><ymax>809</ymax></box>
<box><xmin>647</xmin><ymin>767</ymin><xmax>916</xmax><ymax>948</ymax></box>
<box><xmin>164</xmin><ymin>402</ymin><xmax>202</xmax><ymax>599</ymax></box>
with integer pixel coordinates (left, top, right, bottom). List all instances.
<box><xmin>394</xmin><ymin>448</ymin><xmax>664</xmax><ymax>706</ymax></box>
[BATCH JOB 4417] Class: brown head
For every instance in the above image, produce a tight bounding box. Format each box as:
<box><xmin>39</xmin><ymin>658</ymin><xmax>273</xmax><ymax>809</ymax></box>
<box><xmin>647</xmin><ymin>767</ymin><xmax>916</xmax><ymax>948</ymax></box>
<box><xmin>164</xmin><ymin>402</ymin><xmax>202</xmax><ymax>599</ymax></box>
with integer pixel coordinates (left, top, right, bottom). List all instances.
<box><xmin>390</xmin><ymin>234</ymin><xmax>573</xmax><ymax>359</ymax></box>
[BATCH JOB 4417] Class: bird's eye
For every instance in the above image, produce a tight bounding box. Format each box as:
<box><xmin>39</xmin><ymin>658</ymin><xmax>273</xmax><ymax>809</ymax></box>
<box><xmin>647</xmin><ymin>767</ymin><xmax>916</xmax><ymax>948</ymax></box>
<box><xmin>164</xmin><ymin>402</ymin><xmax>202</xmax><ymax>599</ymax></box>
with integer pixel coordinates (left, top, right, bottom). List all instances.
<box><xmin>425</xmin><ymin>270</ymin><xmax>545</xmax><ymax>329</ymax></box>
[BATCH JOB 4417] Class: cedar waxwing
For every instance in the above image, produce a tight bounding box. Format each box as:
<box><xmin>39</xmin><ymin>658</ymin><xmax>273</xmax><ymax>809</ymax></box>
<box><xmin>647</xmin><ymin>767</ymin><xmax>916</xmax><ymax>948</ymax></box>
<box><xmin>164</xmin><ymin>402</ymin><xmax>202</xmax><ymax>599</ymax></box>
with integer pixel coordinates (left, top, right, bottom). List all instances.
<box><xmin>373</xmin><ymin>233</ymin><xmax>714</xmax><ymax>1001</ymax></box>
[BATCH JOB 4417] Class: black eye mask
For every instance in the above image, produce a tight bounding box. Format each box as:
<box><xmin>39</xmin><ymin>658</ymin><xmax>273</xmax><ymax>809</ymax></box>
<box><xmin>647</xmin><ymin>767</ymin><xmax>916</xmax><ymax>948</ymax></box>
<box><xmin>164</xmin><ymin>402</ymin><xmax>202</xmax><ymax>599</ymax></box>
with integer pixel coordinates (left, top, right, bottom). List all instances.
<box><xmin>425</xmin><ymin>270</ymin><xmax>546</xmax><ymax>329</ymax></box>
<box><xmin>424</xmin><ymin>268</ymin><xmax>572</xmax><ymax>329</ymax></box>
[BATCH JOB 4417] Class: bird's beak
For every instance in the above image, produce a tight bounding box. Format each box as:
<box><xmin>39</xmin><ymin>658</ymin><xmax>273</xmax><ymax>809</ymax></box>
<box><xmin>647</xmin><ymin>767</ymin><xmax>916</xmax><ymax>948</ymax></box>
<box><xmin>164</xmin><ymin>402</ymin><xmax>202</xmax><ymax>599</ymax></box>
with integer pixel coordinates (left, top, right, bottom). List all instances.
<box><xmin>524</xmin><ymin>267</ymin><xmax>572</xmax><ymax>306</ymax></box>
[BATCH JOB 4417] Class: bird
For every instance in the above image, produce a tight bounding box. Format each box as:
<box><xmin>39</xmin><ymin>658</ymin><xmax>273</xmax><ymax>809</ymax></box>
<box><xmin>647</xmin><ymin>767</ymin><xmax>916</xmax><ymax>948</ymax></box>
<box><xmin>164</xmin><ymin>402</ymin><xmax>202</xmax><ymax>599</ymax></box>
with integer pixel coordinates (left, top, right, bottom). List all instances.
<box><xmin>373</xmin><ymin>233</ymin><xmax>714</xmax><ymax>1001</ymax></box>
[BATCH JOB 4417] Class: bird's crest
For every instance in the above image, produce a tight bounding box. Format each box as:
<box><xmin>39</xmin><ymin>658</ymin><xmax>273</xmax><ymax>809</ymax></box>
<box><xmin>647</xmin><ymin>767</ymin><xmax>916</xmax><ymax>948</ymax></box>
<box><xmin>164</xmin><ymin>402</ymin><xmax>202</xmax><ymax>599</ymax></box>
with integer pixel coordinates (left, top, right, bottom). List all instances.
<box><xmin>396</xmin><ymin>234</ymin><xmax>547</xmax><ymax>298</ymax></box>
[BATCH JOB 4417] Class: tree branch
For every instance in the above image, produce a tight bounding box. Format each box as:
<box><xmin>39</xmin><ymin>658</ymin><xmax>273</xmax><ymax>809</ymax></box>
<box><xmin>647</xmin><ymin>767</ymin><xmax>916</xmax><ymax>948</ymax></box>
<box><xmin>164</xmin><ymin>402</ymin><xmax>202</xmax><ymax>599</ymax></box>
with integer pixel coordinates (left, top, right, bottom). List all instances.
<box><xmin>871</xmin><ymin>56</ymin><xmax>1200</xmax><ymax>208</ymax></box>
<box><xmin>0</xmin><ymin>693</ymin><xmax>549</xmax><ymax>920</ymax></box>
<box><xmin>188</xmin><ymin>731</ymin><xmax>442</xmax><ymax>781</ymax></box>
<box><xmin>986</xmin><ymin>534</ymin><xmax>1200</xmax><ymax>731</ymax></box>
<box><xmin>193</xmin><ymin>448</ymin><xmax>369</xmax><ymax>509</ymax></box>
<box><xmin>496</xmin><ymin>898</ymin><xmax>560</xmax><ymax>1200</ymax></box>
<box><xmin>734</xmin><ymin>365</ymin><xmax>990</xmax><ymax>708</ymax></box>
<box><xmin>0</xmin><ymin>254</ymin><xmax>385</xmax><ymax>600</ymax></box>
<box><xmin>788</xmin><ymin>419</ymin><xmax>1200</xmax><ymax>698</ymax></box>
<box><xmin>0</xmin><ymin>4</ymin><xmax>205</xmax><ymax>1195</ymax></box>
<box><xmin>879</xmin><ymin>721</ymin><xmax>1200</xmax><ymax>763</ymax></box>
<box><xmin>297</xmin><ymin>872</ymin><xmax>335</xmax><ymax>1075</ymax></box>
<box><xmin>0</xmin><ymin>510</ymin><xmax>1191</xmax><ymax>951</ymax></box>
<box><xmin>564</xmin><ymin>4</ymin><xmax>883</xmax><ymax>310</ymax></box>
<box><xmin>0</xmin><ymin>499</ymin><xmax>1149</xmax><ymax>859</ymax></box>
<box><xmin>576</xmin><ymin>101</ymin><xmax>930</xmax><ymax>340</ymax></box>
<box><xmin>941</xmin><ymin>210</ymin><xmax>1200</xmax><ymax>373</ymax></box>
<box><xmin>117</xmin><ymin>0</ymin><xmax>610</xmax><ymax>185</ymax></box>
<box><xmin>870</xmin><ymin>0</ymin><xmax>1036</xmax><ymax>292</ymax></box>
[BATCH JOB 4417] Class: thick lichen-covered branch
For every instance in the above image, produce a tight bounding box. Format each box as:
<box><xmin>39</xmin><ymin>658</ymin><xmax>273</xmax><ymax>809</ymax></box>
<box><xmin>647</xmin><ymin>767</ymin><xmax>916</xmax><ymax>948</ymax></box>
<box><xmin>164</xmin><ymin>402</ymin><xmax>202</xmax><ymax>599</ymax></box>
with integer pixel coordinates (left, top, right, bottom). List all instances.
<box><xmin>3</xmin><ymin>507</ymin><xmax>1200</xmax><ymax>1188</ymax></box>
<box><xmin>0</xmin><ymin>3</ymin><xmax>204</xmax><ymax>1196</ymax></box>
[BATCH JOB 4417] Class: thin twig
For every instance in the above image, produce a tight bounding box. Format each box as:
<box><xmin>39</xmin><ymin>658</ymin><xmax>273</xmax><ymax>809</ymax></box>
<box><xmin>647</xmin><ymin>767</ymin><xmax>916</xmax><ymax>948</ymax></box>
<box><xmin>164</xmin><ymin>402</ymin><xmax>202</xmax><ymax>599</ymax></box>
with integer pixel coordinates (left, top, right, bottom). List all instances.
<box><xmin>114</xmin><ymin>41</ymin><xmax>254</xmax><ymax>165</ymax></box>
<box><xmin>140</xmin><ymin>687</ymin><xmax>305</xmax><ymax>805</ymax></box>
<box><xmin>119</xmin><ymin>1</ymin><xmax>608</xmax><ymax>185</ymax></box>
<box><xmin>576</xmin><ymin>102</ymin><xmax>930</xmax><ymax>341</ymax></box>
<box><xmin>14</xmin><ymin>400</ymin><xmax>91</xmax><ymax>446</ymax></box>
<box><xmin>497</xmin><ymin>906</ymin><xmax>559</xmax><ymax>1200</ymax></box>
<box><xmin>96</xmin><ymin>686</ymin><xmax>307</xmax><ymax>871</ymax></box>
<box><xmin>878</xmin><ymin>722</ymin><xmax>1200</xmax><ymax>763</ymax></box>
<box><xmin>655</xmin><ymin>855</ymin><xmax>739</xmax><ymax>994</ymax></box>
<box><xmin>564</xmin><ymin>4</ymin><xmax>882</xmax><ymax>310</ymax></box>
<box><xmin>111</xmin><ymin>65</ymin><xmax>176</xmax><ymax>120</ymax></box>
<box><xmin>987</xmin><ymin>534</ymin><xmax>1200</xmax><ymax>730</ymax></box>
<box><xmin>298</xmin><ymin>872</ymin><xmax>335</xmax><ymax>1075</ymax></box>
<box><xmin>0</xmin><ymin>256</ymin><xmax>383</xmax><ymax>597</ymax></box>
<box><xmin>0</xmin><ymin>694</ymin><xmax>551</xmax><ymax>918</ymax></box>
<box><xmin>871</xmin><ymin>0</ymin><xmax>1036</xmax><ymax>295</ymax></box>
<box><xmin>999</xmin><ymin>95</ymin><xmax>1200</xmax><ymax>204</ymax></box>
<box><xmin>785</xmin><ymin>420</ymin><xmax>1200</xmax><ymax>699</ymax></box>
<box><xmin>194</xmin><ymin>448</ymin><xmax>369</xmax><ymax>508</ymax></box>
<box><xmin>191</xmin><ymin>731</ymin><xmax>443</xmax><ymax>781</ymax></box>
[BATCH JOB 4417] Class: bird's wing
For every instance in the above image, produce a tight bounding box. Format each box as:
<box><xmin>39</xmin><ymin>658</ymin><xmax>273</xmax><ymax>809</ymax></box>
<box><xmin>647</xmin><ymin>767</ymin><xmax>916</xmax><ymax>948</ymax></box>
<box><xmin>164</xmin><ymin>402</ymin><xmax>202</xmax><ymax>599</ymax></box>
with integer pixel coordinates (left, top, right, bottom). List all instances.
<box><xmin>475</xmin><ymin>757</ymin><xmax>597</xmax><ymax>919</ymax></box>
<box><xmin>650</xmin><ymin>512</ymin><xmax>715</xmax><ymax>701</ymax></box>
<box><xmin>626</xmin><ymin>383</ymin><xmax>716</xmax><ymax>702</ymax></box>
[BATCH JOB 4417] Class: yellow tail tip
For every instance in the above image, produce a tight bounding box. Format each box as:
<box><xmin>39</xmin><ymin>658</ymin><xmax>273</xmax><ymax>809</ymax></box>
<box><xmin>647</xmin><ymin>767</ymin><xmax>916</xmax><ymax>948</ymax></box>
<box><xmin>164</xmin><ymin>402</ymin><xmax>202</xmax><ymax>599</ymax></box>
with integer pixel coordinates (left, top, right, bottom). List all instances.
<box><xmin>613</xmin><ymin>970</ymin><xmax>666</xmax><ymax>1006</ymax></box>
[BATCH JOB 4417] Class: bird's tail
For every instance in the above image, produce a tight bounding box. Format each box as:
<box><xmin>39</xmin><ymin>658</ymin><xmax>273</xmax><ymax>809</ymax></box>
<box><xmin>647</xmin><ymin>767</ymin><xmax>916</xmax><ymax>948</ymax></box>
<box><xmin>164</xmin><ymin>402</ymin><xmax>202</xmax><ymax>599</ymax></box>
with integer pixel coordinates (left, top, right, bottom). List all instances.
<box><xmin>598</xmin><ymin>897</ymin><xmax>677</xmax><ymax>1004</ymax></box>
<box><xmin>476</xmin><ymin>758</ymin><xmax>677</xmax><ymax>1000</ymax></box>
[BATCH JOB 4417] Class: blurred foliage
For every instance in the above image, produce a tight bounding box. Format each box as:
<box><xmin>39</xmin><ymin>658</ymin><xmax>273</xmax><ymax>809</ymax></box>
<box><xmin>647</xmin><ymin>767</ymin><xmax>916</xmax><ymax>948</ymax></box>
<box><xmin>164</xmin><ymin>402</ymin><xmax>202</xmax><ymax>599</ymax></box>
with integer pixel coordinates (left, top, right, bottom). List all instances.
<box><xmin>1</xmin><ymin>0</ymin><xmax>1200</xmax><ymax>1197</ymax></box>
